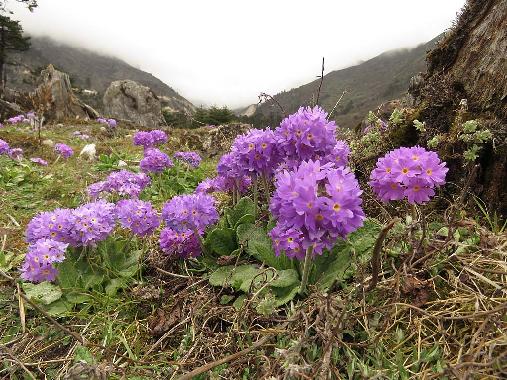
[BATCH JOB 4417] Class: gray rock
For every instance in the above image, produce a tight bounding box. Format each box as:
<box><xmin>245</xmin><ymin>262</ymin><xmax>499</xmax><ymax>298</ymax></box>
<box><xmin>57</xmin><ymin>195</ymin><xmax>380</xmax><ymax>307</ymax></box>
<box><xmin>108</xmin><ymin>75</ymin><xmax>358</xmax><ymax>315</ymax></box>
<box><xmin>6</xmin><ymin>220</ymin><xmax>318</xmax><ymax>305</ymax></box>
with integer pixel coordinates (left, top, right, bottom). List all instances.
<box><xmin>30</xmin><ymin>65</ymin><xmax>99</xmax><ymax>121</ymax></box>
<box><xmin>103</xmin><ymin>80</ymin><xmax>165</xmax><ymax>128</ymax></box>
<box><xmin>42</xmin><ymin>139</ymin><xmax>54</xmax><ymax>147</ymax></box>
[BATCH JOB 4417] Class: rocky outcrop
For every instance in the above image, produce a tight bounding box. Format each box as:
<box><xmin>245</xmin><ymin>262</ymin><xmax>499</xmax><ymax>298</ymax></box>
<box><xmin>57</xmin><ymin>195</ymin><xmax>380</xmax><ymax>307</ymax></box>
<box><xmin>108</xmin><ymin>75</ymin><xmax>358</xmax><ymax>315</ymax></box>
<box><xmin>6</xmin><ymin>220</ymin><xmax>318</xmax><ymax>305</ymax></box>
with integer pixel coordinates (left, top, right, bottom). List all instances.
<box><xmin>0</xmin><ymin>99</ymin><xmax>23</xmax><ymax>120</ymax></box>
<box><xmin>409</xmin><ymin>0</ymin><xmax>507</xmax><ymax>215</ymax></box>
<box><xmin>30</xmin><ymin>65</ymin><xmax>99</xmax><ymax>121</ymax></box>
<box><xmin>103</xmin><ymin>80</ymin><xmax>165</xmax><ymax>128</ymax></box>
<box><xmin>167</xmin><ymin>123</ymin><xmax>251</xmax><ymax>157</ymax></box>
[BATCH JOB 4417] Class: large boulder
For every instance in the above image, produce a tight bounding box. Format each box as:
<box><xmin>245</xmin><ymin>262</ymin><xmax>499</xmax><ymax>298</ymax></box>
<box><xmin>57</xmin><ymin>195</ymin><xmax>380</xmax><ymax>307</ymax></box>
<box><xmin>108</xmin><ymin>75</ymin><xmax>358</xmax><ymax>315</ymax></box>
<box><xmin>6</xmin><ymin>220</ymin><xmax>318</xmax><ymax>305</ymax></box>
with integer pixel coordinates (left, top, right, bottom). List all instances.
<box><xmin>30</xmin><ymin>65</ymin><xmax>99</xmax><ymax>121</ymax></box>
<box><xmin>103</xmin><ymin>80</ymin><xmax>165</xmax><ymax>128</ymax></box>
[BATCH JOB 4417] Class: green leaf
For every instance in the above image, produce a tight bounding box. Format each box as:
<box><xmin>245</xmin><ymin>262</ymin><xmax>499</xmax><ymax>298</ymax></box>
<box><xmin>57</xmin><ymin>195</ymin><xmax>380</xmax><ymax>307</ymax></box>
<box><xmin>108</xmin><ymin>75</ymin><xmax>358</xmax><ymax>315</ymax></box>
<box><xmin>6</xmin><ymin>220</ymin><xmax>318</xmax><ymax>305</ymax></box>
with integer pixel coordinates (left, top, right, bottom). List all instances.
<box><xmin>314</xmin><ymin>248</ymin><xmax>353</xmax><ymax>291</ymax></box>
<box><xmin>233</xmin><ymin>294</ymin><xmax>247</xmax><ymax>310</ymax></box>
<box><xmin>205</xmin><ymin>228</ymin><xmax>237</xmax><ymax>255</ymax></box>
<box><xmin>22</xmin><ymin>282</ymin><xmax>62</xmax><ymax>305</ymax></box>
<box><xmin>436</xmin><ymin>227</ymin><xmax>449</xmax><ymax>238</ymax></box>
<box><xmin>45</xmin><ymin>299</ymin><xmax>72</xmax><ymax>316</ymax></box>
<box><xmin>236</xmin><ymin>224</ymin><xmax>291</xmax><ymax>270</ymax></box>
<box><xmin>271</xmin><ymin>283</ymin><xmax>300</xmax><ymax>307</ymax></box>
<box><xmin>105</xmin><ymin>278</ymin><xmax>128</xmax><ymax>296</ymax></box>
<box><xmin>270</xmin><ymin>269</ymin><xmax>299</xmax><ymax>288</ymax></box>
<box><xmin>64</xmin><ymin>292</ymin><xmax>91</xmax><ymax>305</ymax></box>
<box><xmin>209</xmin><ymin>266</ymin><xmax>235</xmax><ymax>287</ymax></box>
<box><xmin>234</xmin><ymin>213</ymin><xmax>255</xmax><ymax>228</ymax></box>
<box><xmin>314</xmin><ymin>219</ymin><xmax>381</xmax><ymax>291</ymax></box>
<box><xmin>219</xmin><ymin>295</ymin><xmax>235</xmax><ymax>305</ymax></box>
<box><xmin>255</xmin><ymin>293</ymin><xmax>278</xmax><ymax>315</ymax></box>
<box><xmin>81</xmin><ymin>273</ymin><xmax>104</xmax><ymax>290</ymax></box>
<box><xmin>227</xmin><ymin>197</ymin><xmax>255</xmax><ymax>227</ymax></box>
<box><xmin>208</xmin><ymin>264</ymin><xmax>262</xmax><ymax>292</ymax></box>
<box><xmin>0</xmin><ymin>251</ymin><xmax>23</xmax><ymax>271</ymax></box>
<box><xmin>57</xmin><ymin>252</ymin><xmax>83</xmax><ymax>289</ymax></box>
<box><xmin>74</xmin><ymin>345</ymin><xmax>97</xmax><ymax>364</ymax></box>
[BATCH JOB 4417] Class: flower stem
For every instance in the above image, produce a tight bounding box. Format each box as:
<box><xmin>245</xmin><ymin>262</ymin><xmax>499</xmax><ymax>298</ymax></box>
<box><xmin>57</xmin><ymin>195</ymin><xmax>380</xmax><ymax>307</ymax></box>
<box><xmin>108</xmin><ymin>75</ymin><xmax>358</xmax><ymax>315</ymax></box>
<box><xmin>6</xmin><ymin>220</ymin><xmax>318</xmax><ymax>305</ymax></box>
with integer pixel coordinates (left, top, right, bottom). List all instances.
<box><xmin>299</xmin><ymin>246</ymin><xmax>313</xmax><ymax>295</ymax></box>
<box><xmin>193</xmin><ymin>228</ymin><xmax>207</xmax><ymax>255</ymax></box>
<box><xmin>253</xmin><ymin>176</ymin><xmax>258</xmax><ymax>218</ymax></box>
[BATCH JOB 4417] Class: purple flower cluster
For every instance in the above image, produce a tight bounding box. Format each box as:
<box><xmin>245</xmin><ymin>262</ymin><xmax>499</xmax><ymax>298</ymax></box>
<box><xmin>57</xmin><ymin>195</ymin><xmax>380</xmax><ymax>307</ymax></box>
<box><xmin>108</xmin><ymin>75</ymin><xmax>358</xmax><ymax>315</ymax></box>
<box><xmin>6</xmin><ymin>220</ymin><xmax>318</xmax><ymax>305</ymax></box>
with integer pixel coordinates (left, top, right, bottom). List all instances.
<box><xmin>25</xmin><ymin>201</ymin><xmax>116</xmax><ymax>248</ymax></box>
<box><xmin>116</xmin><ymin>199</ymin><xmax>160</xmax><ymax>236</ymax></box>
<box><xmin>195</xmin><ymin>177</ymin><xmax>217</xmax><ymax>194</ymax></box>
<box><xmin>159</xmin><ymin>228</ymin><xmax>201</xmax><ymax>258</ymax></box>
<box><xmin>97</xmin><ymin>117</ymin><xmax>117</xmax><ymax>128</ymax></box>
<box><xmin>67</xmin><ymin>200</ymin><xmax>116</xmax><ymax>246</ymax></box>
<box><xmin>369</xmin><ymin>146</ymin><xmax>448</xmax><ymax>204</ymax></box>
<box><xmin>20</xmin><ymin>239</ymin><xmax>68</xmax><ymax>282</ymax></box>
<box><xmin>54</xmin><ymin>143</ymin><xmax>74</xmax><ymax>159</ymax></box>
<box><xmin>7</xmin><ymin>114</ymin><xmax>28</xmax><ymax>124</ymax></box>
<box><xmin>322</xmin><ymin>141</ymin><xmax>351</xmax><ymax>167</ymax></box>
<box><xmin>269</xmin><ymin>160</ymin><xmax>365</xmax><ymax>259</ymax></box>
<box><xmin>22</xmin><ymin>200</ymin><xmax>118</xmax><ymax>282</ymax></box>
<box><xmin>87</xmin><ymin>170</ymin><xmax>151</xmax><ymax>199</ymax></box>
<box><xmin>274</xmin><ymin>106</ymin><xmax>338</xmax><ymax>164</ymax></box>
<box><xmin>174</xmin><ymin>151</ymin><xmax>202</xmax><ymax>168</ymax></box>
<box><xmin>229</xmin><ymin>128</ymin><xmax>281</xmax><ymax>178</ymax></box>
<box><xmin>72</xmin><ymin>131</ymin><xmax>91</xmax><ymax>140</ymax></box>
<box><xmin>0</xmin><ymin>139</ymin><xmax>9</xmax><ymax>154</ymax></box>
<box><xmin>215</xmin><ymin>152</ymin><xmax>252</xmax><ymax>193</ymax></box>
<box><xmin>162</xmin><ymin>193</ymin><xmax>218</xmax><ymax>233</ymax></box>
<box><xmin>140</xmin><ymin>148</ymin><xmax>173</xmax><ymax>173</ymax></box>
<box><xmin>26</xmin><ymin>208</ymin><xmax>75</xmax><ymax>244</ymax></box>
<box><xmin>30</xmin><ymin>157</ymin><xmax>48</xmax><ymax>166</ymax></box>
<box><xmin>150</xmin><ymin>130</ymin><xmax>168</xmax><ymax>145</ymax></box>
<box><xmin>133</xmin><ymin>130</ymin><xmax>168</xmax><ymax>149</ymax></box>
<box><xmin>8</xmin><ymin>147</ymin><xmax>23</xmax><ymax>160</ymax></box>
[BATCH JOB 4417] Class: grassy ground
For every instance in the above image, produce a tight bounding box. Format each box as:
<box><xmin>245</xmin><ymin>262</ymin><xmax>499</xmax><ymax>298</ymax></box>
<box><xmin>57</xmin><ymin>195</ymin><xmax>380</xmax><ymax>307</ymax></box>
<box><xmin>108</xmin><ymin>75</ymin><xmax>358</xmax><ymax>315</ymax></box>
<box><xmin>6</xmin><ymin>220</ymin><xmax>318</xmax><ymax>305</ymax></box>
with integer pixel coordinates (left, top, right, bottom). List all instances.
<box><xmin>0</xmin><ymin>121</ymin><xmax>506</xmax><ymax>379</ymax></box>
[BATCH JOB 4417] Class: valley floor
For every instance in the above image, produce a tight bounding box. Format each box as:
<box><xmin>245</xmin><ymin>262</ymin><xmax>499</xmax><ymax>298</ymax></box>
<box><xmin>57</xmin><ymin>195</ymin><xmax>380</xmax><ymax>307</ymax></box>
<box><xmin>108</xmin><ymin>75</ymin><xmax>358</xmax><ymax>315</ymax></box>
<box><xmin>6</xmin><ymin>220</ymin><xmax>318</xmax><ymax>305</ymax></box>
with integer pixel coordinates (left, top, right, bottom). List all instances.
<box><xmin>0</xmin><ymin>122</ymin><xmax>506</xmax><ymax>379</ymax></box>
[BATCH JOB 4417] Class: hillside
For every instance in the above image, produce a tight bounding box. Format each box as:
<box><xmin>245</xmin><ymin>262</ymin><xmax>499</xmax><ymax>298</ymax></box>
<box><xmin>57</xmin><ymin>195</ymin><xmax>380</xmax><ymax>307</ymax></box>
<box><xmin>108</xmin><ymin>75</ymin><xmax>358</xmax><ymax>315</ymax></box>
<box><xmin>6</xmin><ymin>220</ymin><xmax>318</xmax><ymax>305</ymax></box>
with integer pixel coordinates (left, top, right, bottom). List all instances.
<box><xmin>4</xmin><ymin>36</ymin><xmax>195</xmax><ymax>113</ymax></box>
<box><xmin>254</xmin><ymin>36</ymin><xmax>441</xmax><ymax>128</ymax></box>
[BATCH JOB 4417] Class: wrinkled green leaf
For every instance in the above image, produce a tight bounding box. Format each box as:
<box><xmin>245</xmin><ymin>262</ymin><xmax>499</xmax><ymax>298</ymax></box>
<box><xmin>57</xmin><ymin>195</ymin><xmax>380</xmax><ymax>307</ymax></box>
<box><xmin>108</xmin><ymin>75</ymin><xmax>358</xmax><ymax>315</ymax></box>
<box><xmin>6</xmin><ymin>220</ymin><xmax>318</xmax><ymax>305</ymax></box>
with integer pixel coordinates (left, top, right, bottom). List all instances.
<box><xmin>45</xmin><ymin>299</ymin><xmax>72</xmax><ymax>316</ymax></box>
<box><xmin>236</xmin><ymin>223</ymin><xmax>291</xmax><ymax>270</ymax></box>
<box><xmin>227</xmin><ymin>197</ymin><xmax>255</xmax><ymax>227</ymax></box>
<box><xmin>205</xmin><ymin>228</ymin><xmax>237</xmax><ymax>255</ymax></box>
<box><xmin>270</xmin><ymin>269</ymin><xmax>299</xmax><ymax>288</ymax></box>
<box><xmin>22</xmin><ymin>282</ymin><xmax>62</xmax><ymax>305</ymax></box>
<box><xmin>105</xmin><ymin>278</ymin><xmax>128</xmax><ymax>296</ymax></box>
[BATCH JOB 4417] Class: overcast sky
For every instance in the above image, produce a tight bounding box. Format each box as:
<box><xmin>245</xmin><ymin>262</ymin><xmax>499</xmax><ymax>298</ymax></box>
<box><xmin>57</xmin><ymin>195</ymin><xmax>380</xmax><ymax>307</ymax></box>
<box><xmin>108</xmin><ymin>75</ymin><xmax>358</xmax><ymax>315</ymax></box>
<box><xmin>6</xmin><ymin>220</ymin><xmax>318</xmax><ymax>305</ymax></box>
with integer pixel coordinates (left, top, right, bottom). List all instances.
<box><xmin>11</xmin><ymin>0</ymin><xmax>465</xmax><ymax>108</ymax></box>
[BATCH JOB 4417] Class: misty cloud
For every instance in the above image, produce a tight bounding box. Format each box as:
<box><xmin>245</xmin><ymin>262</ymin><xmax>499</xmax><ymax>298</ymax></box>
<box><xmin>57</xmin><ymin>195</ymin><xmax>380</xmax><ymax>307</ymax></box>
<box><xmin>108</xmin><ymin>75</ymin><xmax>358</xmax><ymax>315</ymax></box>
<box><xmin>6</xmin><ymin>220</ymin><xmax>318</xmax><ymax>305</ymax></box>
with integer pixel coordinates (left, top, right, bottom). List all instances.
<box><xmin>11</xmin><ymin>0</ymin><xmax>465</xmax><ymax>108</ymax></box>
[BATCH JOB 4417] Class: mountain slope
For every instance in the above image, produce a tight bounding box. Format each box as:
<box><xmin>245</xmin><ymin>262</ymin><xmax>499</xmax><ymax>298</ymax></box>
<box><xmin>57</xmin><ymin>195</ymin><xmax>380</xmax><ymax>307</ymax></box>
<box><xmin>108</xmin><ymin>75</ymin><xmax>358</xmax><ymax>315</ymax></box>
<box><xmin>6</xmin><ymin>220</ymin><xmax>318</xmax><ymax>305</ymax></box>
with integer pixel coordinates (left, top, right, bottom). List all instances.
<box><xmin>254</xmin><ymin>36</ymin><xmax>441</xmax><ymax>128</ymax></box>
<box><xmin>5</xmin><ymin>36</ymin><xmax>194</xmax><ymax>113</ymax></box>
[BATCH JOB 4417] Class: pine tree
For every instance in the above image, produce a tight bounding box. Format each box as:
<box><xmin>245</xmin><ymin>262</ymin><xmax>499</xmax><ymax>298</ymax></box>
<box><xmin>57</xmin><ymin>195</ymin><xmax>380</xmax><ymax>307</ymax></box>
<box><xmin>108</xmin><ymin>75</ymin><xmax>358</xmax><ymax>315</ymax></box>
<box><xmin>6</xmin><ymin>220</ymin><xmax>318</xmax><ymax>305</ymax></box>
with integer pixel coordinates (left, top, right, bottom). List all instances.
<box><xmin>0</xmin><ymin>15</ymin><xmax>30</xmax><ymax>95</ymax></box>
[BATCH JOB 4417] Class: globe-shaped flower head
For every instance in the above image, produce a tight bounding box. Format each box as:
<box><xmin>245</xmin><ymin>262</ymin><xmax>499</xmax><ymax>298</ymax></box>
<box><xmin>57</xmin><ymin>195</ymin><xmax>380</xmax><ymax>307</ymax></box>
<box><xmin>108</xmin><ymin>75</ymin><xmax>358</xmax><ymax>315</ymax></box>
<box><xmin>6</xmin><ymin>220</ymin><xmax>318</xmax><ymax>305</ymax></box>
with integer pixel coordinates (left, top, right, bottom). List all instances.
<box><xmin>140</xmin><ymin>148</ymin><xmax>173</xmax><ymax>173</ymax></box>
<box><xmin>174</xmin><ymin>151</ymin><xmax>202</xmax><ymax>168</ymax></box>
<box><xmin>20</xmin><ymin>238</ymin><xmax>68</xmax><ymax>283</ymax></box>
<box><xmin>230</xmin><ymin>128</ymin><xmax>281</xmax><ymax>178</ymax></box>
<box><xmin>270</xmin><ymin>160</ymin><xmax>365</xmax><ymax>259</ymax></box>
<box><xmin>116</xmin><ymin>199</ymin><xmax>160</xmax><ymax>236</ymax></box>
<box><xmin>54</xmin><ymin>143</ymin><xmax>74</xmax><ymax>159</ymax></box>
<box><xmin>162</xmin><ymin>193</ymin><xmax>218</xmax><ymax>234</ymax></box>
<box><xmin>159</xmin><ymin>228</ymin><xmax>202</xmax><ymax>259</ymax></box>
<box><xmin>274</xmin><ymin>106</ymin><xmax>338</xmax><ymax>165</ymax></box>
<box><xmin>69</xmin><ymin>200</ymin><xmax>116</xmax><ymax>246</ymax></box>
<box><xmin>133</xmin><ymin>131</ymin><xmax>155</xmax><ymax>149</ymax></box>
<box><xmin>25</xmin><ymin>208</ymin><xmax>76</xmax><ymax>245</ymax></box>
<box><xmin>0</xmin><ymin>139</ymin><xmax>10</xmax><ymax>155</ymax></box>
<box><xmin>369</xmin><ymin>146</ymin><xmax>448</xmax><ymax>204</ymax></box>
